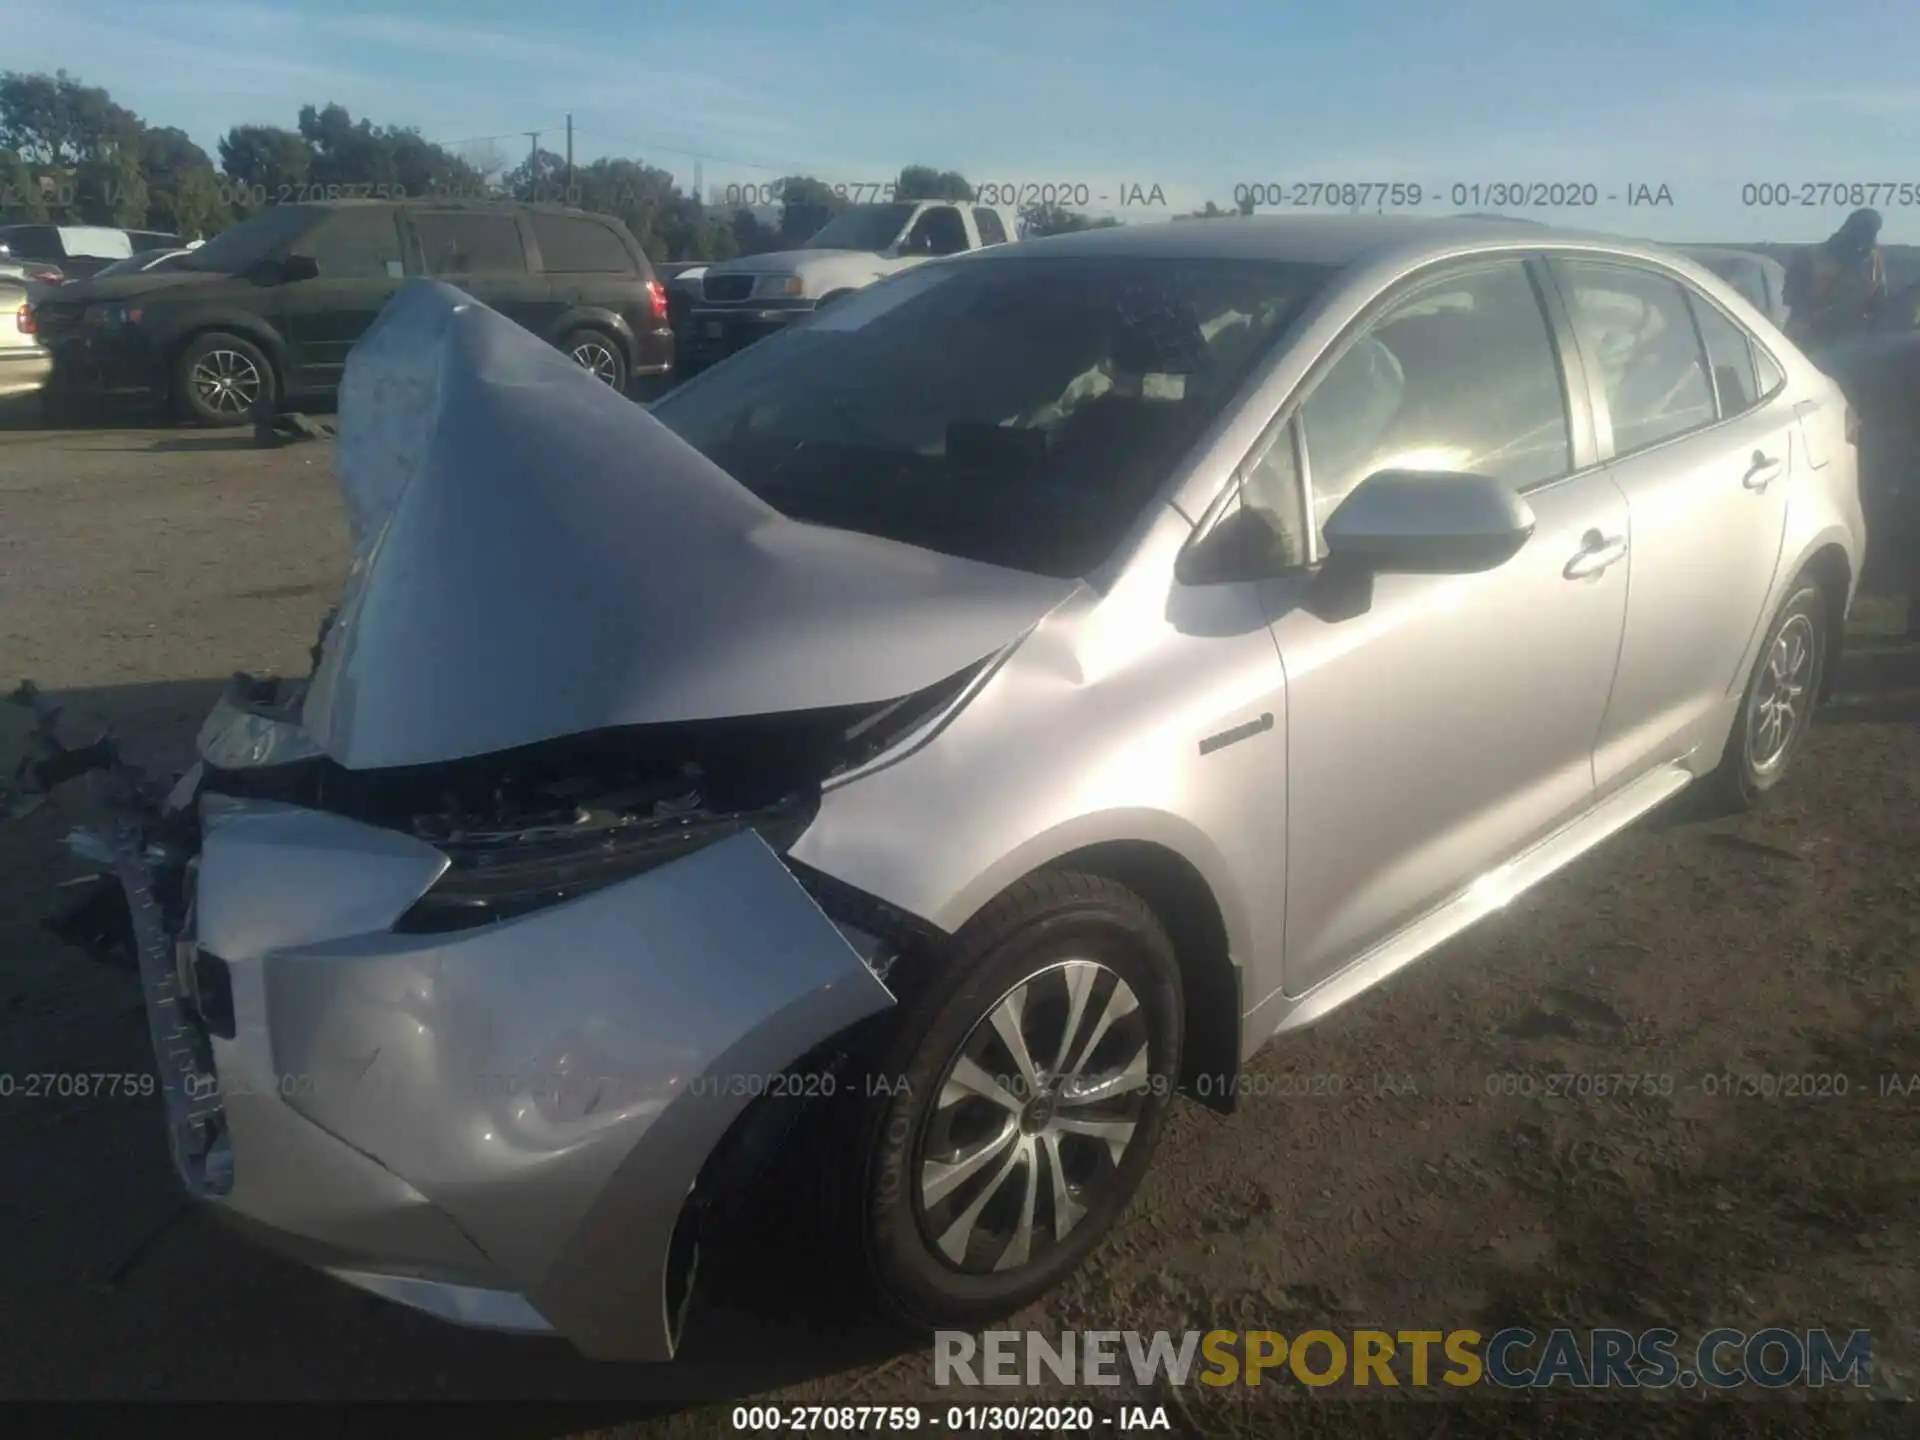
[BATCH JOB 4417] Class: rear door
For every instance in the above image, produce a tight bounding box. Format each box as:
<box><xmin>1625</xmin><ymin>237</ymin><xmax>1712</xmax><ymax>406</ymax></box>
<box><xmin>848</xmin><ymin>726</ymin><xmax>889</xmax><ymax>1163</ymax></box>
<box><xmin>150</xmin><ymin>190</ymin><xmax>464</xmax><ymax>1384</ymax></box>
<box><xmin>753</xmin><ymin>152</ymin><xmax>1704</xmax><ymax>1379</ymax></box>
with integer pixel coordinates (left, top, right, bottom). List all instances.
<box><xmin>1545</xmin><ymin>257</ymin><xmax>1793</xmax><ymax>792</ymax></box>
<box><xmin>527</xmin><ymin>210</ymin><xmax>642</xmax><ymax>338</ymax></box>
<box><xmin>1264</xmin><ymin>257</ymin><xmax>1631</xmax><ymax>996</ymax></box>
<box><xmin>405</xmin><ymin>209</ymin><xmax>550</xmax><ymax>332</ymax></box>
<box><xmin>273</xmin><ymin>205</ymin><xmax>407</xmax><ymax>391</ymax></box>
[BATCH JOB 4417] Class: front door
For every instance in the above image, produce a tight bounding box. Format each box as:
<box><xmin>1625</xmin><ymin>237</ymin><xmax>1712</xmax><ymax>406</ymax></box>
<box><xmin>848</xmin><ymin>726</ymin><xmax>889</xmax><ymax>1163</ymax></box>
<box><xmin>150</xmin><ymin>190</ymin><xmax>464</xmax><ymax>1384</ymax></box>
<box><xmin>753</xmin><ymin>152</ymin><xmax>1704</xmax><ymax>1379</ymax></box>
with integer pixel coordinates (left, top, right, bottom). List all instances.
<box><xmin>1545</xmin><ymin>258</ymin><xmax>1793</xmax><ymax>791</ymax></box>
<box><xmin>1264</xmin><ymin>258</ymin><xmax>1631</xmax><ymax>997</ymax></box>
<box><xmin>273</xmin><ymin>206</ymin><xmax>407</xmax><ymax>392</ymax></box>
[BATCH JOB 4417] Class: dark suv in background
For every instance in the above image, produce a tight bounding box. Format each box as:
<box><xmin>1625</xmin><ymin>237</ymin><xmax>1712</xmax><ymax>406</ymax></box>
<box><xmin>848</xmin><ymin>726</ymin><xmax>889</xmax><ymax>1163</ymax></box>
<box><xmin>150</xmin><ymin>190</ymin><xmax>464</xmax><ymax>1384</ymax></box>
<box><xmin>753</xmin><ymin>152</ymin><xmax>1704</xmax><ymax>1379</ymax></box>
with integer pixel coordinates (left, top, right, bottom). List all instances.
<box><xmin>32</xmin><ymin>200</ymin><xmax>672</xmax><ymax>424</ymax></box>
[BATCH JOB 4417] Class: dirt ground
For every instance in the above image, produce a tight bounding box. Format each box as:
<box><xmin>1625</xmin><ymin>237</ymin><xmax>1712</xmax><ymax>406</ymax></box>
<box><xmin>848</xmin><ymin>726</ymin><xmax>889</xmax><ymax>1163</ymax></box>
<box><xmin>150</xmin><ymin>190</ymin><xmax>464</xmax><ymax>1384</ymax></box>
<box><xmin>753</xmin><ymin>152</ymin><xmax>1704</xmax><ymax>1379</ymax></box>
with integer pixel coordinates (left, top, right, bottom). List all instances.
<box><xmin>0</xmin><ymin>410</ymin><xmax>1915</xmax><ymax>1437</ymax></box>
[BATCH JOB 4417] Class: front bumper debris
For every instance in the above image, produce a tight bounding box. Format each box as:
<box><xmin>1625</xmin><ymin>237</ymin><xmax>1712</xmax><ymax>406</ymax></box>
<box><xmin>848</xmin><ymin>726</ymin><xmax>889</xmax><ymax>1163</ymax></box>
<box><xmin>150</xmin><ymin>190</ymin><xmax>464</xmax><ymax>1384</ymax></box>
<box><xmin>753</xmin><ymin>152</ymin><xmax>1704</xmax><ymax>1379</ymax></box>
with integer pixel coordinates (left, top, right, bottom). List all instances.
<box><xmin>7</xmin><ymin>681</ymin><xmax>901</xmax><ymax>1361</ymax></box>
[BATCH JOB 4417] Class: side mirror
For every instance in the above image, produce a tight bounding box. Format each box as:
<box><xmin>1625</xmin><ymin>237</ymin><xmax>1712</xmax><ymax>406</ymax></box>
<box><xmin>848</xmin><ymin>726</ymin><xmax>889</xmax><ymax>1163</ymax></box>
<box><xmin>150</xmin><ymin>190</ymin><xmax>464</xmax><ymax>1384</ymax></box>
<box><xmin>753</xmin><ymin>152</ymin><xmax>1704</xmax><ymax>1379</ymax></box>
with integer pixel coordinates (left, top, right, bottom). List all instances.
<box><xmin>1322</xmin><ymin>469</ymin><xmax>1535</xmax><ymax>574</ymax></box>
<box><xmin>279</xmin><ymin>254</ymin><xmax>320</xmax><ymax>284</ymax></box>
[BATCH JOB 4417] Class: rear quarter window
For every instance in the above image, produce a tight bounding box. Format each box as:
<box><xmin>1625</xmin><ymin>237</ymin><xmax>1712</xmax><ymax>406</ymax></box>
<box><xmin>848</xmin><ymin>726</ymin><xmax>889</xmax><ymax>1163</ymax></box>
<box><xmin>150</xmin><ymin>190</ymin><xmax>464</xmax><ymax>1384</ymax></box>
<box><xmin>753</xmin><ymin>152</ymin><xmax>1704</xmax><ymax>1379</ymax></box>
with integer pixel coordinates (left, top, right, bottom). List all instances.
<box><xmin>530</xmin><ymin>213</ymin><xmax>637</xmax><ymax>274</ymax></box>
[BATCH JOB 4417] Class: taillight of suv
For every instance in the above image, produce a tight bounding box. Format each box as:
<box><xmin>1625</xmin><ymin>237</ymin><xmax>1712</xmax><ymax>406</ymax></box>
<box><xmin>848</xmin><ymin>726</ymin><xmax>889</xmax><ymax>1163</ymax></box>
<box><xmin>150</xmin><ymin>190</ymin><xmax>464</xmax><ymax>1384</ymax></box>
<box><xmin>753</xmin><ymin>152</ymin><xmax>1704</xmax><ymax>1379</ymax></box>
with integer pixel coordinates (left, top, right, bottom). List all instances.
<box><xmin>16</xmin><ymin>303</ymin><xmax>33</xmax><ymax>335</ymax></box>
<box><xmin>647</xmin><ymin>279</ymin><xmax>668</xmax><ymax>324</ymax></box>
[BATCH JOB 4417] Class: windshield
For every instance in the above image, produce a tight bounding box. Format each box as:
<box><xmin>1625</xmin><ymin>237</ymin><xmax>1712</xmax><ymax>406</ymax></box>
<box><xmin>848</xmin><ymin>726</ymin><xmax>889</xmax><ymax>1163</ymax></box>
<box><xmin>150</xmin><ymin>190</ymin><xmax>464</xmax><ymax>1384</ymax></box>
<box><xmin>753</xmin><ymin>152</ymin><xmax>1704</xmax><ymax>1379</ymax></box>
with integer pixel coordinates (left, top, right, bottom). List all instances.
<box><xmin>804</xmin><ymin>203</ymin><xmax>918</xmax><ymax>251</ymax></box>
<box><xmin>651</xmin><ymin>254</ymin><xmax>1338</xmax><ymax>577</ymax></box>
<box><xmin>178</xmin><ymin>205</ymin><xmax>324</xmax><ymax>273</ymax></box>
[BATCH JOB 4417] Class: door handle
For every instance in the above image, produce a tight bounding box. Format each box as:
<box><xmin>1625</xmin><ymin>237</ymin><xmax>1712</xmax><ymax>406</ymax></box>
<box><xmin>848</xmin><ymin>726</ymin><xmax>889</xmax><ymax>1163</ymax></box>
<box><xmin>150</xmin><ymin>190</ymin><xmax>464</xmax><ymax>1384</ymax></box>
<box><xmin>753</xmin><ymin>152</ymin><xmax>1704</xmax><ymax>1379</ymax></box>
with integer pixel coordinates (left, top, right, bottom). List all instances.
<box><xmin>1564</xmin><ymin>529</ymin><xmax>1628</xmax><ymax>580</ymax></box>
<box><xmin>1743</xmin><ymin>450</ymin><xmax>1784</xmax><ymax>491</ymax></box>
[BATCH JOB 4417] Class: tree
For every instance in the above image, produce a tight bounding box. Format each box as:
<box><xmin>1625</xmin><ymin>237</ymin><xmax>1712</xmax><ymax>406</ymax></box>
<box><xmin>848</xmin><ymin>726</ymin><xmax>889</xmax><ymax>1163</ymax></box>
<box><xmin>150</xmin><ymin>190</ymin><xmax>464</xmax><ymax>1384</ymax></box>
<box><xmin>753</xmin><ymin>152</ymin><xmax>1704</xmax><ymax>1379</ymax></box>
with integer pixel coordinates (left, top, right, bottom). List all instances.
<box><xmin>574</xmin><ymin>157</ymin><xmax>678</xmax><ymax>253</ymax></box>
<box><xmin>775</xmin><ymin>175</ymin><xmax>847</xmax><ymax>246</ymax></box>
<box><xmin>296</xmin><ymin>103</ymin><xmax>484</xmax><ymax>198</ymax></box>
<box><xmin>138</xmin><ymin>125</ymin><xmax>217</xmax><ymax>232</ymax></box>
<box><xmin>895</xmin><ymin>165</ymin><xmax>973</xmax><ymax>202</ymax></box>
<box><xmin>0</xmin><ymin>69</ymin><xmax>141</xmax><ymax>166</ymax></box>
<box><xmin>218</xmin><ymin>124</ymin><xmax>313</xmax><ymax>203</ymax></box>
<box><xmin>729</xmin><ymin>206</ymin><xmax>779</xmax><ymax>256</ymax></box>
<box><xmin>504</xmin><ymin>146</ymin><xmax>567</xmax><ymax>203</ymax></box>
<box><xmin>0</xmin><ymin>149</ymin><xmax>47</xmax><ymax>220</ymax></box>
<box><xmin>169</xmin><ymin>168</ymin><xmax>231</xmax><ymax>239</ymax></box>
<box><xmin>1019</xmin><ymin>201</ymin><xmax>1120</xmax><ymax>237</ymax></box>
<box><xmin>74</xmin><ymin>149</ymin><xmax>146</xmax><ymax>225</ymax></box>
<box><xmin>656</xmin><ymin>194</ymin><xmax>739</xmax><ymax>262</ymax></box>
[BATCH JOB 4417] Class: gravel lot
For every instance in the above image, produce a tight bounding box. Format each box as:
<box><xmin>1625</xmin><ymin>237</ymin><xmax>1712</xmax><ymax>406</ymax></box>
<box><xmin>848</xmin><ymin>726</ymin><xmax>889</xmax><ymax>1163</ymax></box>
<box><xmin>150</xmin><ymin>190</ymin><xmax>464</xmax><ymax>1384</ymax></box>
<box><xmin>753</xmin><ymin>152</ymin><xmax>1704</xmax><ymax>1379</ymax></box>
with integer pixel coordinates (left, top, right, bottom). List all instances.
<box><xmin>0</xmin><ymin>412</ymin><xmax>1915</xmax><ymax>1436</ymax></box>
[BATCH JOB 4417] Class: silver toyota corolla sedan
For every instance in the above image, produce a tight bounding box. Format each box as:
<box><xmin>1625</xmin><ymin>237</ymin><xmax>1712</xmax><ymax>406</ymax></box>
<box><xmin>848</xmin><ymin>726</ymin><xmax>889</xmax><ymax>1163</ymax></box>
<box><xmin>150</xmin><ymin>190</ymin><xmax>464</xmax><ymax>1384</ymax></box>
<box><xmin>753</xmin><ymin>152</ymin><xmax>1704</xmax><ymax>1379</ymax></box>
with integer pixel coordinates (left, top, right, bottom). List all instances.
<box><xmin>21</xmin><ymin>216</ymin><xmax>1863</xmax><ymax>1362</ymax></box>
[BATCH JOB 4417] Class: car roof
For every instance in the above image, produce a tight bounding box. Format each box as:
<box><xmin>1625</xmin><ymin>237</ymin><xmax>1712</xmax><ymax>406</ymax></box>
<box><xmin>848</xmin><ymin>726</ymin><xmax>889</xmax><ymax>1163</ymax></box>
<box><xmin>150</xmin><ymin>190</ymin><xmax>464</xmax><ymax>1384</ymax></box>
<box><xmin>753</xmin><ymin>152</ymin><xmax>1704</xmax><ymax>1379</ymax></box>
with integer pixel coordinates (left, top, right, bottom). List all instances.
<box><xmin>291</xmin><ymin>197</ymin><xmax>615</xmax><ymax>217</ymax></box>
<box><xmin>1675</xmin><ymin>245</ymin><xmax>1783</xmax><ymax>270</ymax></box>
<box><xmin>992</xmin><ymin>214</ymin><xmax>1698</xmax><ymax>272</ymax></box>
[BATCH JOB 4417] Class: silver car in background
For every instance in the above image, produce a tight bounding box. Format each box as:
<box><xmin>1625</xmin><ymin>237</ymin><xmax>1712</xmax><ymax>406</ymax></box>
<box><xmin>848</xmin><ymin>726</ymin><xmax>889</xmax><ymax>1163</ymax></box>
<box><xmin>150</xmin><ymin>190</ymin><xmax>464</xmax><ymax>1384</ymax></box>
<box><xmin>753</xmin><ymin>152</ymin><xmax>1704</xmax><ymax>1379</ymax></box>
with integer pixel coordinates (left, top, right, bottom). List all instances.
<box><xmin>0</xmin><ymin>277</ymin><xmax>52</xmax><ymax>397</ymax></box>
<box><xmin>25</xmin><ymin>217</ymin><xmax>1862</xmax><ymax>1362</ymax></box>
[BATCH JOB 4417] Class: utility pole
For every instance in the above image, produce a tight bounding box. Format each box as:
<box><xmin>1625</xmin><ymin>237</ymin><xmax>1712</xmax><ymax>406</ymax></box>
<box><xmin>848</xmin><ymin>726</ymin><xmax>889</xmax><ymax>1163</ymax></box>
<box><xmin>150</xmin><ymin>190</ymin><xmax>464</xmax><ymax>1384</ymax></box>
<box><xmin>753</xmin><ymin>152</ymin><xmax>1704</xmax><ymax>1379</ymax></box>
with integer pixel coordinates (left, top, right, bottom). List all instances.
<box><xmin>524</xmin><ymin>131</ymin><xmax>540</xmax><ymax>200</ymax></box>
<box><xmin>565</xmin><ymin>115</ymin><xmax>574</xmax><ymax>199</ymax></box>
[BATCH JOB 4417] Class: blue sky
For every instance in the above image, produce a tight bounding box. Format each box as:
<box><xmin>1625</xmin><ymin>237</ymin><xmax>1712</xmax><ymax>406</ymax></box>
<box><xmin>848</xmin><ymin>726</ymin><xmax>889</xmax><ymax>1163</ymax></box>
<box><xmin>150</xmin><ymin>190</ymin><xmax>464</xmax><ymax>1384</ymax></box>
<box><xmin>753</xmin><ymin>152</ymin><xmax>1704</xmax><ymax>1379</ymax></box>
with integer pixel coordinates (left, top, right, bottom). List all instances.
<box><xmin>7</xmin><ymin>0</ymin><xmax>1914</xmax><ymax>242</ymax></box>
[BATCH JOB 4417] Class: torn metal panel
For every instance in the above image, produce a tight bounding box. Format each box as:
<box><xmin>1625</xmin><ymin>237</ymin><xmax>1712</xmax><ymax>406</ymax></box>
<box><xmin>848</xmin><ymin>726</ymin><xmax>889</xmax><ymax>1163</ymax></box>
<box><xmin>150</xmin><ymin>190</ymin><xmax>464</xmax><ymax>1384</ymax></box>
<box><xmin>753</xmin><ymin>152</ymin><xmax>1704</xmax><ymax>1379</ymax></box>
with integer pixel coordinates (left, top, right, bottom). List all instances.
<box><xmin>304</xmin><ymin>279</ymin><xmax>1079</xmax><ymax>771</ymax></box>
<box><xmin>193</xmin><ymin>798</ymin><xmax>449</xmax><ymax>959</ymax></box>
<box><xmin>196</xmin><ymin>676</ymin><xmax>322</xmax><ymax>771</ymax></box>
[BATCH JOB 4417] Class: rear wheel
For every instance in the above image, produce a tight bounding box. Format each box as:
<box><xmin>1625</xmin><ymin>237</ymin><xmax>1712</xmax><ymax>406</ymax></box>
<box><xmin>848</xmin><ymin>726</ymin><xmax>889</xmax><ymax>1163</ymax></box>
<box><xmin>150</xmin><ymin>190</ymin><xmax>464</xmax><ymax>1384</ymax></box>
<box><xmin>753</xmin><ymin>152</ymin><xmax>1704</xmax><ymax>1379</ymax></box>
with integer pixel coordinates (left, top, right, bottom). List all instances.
<box><xmin>566</xmin><ymin>329</ymin><xmax>627</xmax><ymax>391</ymax></box>
<box><xmin>1708</xmin><ymin>579</ymin><xmax>1828</xmax><ymax>810</ymax></box>
<box><xmin>175</xmin><ymin>332</ymin><xmax>275</xmax><ymax>427</ymax></box>
<box><xmin>839</xmin><ymin>872</ymin><xmax>1183</xmax><ymax>1331</ymax></box>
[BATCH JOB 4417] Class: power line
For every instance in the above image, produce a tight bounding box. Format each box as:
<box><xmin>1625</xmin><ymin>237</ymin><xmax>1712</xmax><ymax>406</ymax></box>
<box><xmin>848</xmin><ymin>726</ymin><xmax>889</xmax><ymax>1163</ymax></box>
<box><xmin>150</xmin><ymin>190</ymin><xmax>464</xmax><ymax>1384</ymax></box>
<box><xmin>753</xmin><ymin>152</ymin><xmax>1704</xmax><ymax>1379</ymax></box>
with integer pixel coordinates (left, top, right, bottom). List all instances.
<box><xmin>568</xmin><ymin>127</ymin><xmax>817</xmax><ymax>176</ymax></box>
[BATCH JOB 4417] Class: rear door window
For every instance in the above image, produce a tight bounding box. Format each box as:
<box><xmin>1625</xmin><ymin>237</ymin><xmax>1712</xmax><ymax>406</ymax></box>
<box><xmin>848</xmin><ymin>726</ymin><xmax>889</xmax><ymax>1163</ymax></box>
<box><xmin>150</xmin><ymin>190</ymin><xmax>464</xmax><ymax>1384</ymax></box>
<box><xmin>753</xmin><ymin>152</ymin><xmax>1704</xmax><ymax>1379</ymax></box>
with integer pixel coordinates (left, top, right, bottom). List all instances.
<box><xmin>1551</xmin><ymin>259</ymin><xmax>1717</xmax><ymax>456</ymax></box>
<box><xmin>411</xmin><ymin>212</ymin><xmax>529</xmax><ymax>275</ymax></box>
<box><xmin>973</xmin><ymin>208</ymin><xmax>1009</xmax><ymax>246</ymax></box>
<box><xmin>530</xmin><ymin>213</ymin><xmax>636</xmax><ymax>273</ymax></box>
<box><xmin>1687</xmin><ymin>291</ymin><xmax>1762</xmax><ymax>419</ymax></box>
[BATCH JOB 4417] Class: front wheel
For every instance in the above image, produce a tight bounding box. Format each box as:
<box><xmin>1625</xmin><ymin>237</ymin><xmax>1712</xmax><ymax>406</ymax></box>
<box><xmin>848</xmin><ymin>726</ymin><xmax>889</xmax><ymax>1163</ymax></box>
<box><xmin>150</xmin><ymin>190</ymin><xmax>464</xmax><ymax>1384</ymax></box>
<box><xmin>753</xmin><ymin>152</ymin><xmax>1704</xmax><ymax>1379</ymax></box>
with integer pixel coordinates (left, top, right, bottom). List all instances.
<box><xmin>175</xmin><ymin>331</ymin><xmax>275</xmax><ymax>427</ymax></box>
<box><xmin>1709</xmin><ymin>579</ymin><xmax>1829</xmax><ymax>809</ymax></box>
<box><xmin>846</xmin><ymin>872</ymin><xmax>1183</xmax><ymax>1331</ymax></box>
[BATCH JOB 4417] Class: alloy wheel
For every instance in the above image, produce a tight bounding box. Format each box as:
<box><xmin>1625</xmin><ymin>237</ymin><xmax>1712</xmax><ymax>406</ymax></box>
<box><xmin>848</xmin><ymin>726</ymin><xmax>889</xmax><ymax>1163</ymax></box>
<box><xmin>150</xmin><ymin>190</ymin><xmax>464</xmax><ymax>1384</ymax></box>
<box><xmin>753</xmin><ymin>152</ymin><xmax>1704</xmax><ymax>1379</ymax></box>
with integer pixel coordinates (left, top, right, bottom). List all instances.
<box><xmin>191</xmin><ymin>349</ymin><xmax>263</xmax><ymax>415</ymax></box>
<box><xmin>1747</xmin><ymin>612</ymin><xmax>1816</xmax><ymax>774</ymax></box>
<box><xmin>914</xmin><ymin>959</ymin><xmax>1154</xmax><ymax>1275</ymax></box>
<box><xmin>571</xmin><ymin>339</ymin><xmax>621</xmax><ymax>386</ymax></box>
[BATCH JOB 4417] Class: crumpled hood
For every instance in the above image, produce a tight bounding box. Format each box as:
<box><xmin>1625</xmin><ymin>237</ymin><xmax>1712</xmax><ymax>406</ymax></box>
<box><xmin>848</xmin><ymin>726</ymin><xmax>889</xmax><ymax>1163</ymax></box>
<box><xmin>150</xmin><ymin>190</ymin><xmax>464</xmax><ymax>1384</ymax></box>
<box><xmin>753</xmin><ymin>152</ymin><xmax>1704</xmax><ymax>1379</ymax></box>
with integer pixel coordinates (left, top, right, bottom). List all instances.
<box><xmin>302</xmin><ymin>279</ymin><xmax>1079</xmax><ymax>771</ymax></box>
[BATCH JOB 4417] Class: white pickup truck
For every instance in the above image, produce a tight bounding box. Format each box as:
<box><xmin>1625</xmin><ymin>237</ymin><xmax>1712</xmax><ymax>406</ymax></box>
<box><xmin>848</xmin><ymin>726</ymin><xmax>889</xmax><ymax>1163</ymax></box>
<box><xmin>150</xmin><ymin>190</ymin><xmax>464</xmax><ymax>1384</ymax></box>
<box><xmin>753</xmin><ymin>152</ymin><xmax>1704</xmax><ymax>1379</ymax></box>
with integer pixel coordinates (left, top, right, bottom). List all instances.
<box><xmin>683</xmin><ymin>199</ymin><xmax>1019</xmax><ymax>368</ymax></box>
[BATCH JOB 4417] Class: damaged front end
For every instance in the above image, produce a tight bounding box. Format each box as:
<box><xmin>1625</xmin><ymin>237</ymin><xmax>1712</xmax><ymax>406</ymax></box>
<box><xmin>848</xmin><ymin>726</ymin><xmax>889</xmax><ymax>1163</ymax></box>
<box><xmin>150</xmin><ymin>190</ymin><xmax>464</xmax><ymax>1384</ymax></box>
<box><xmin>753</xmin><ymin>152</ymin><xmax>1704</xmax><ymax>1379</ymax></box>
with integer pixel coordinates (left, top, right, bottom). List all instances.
<box><xmin>7</xmin><ymin>658</ymin><xmax>976</xmax><ymax>1359</ymax></box>
<box><xmin>7</xmin><ymin>279</ymin><xmax>1073</xmax><ymax>1360</ymax></box>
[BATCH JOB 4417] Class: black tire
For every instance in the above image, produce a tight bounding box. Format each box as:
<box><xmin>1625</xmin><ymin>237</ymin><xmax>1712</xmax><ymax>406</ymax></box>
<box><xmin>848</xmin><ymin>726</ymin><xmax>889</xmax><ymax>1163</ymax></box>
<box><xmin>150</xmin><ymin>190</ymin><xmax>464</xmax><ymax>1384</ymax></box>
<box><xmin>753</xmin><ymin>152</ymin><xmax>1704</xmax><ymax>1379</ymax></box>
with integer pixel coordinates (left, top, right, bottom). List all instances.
<box><xmin>174</xmin><ymin>331</ymin><xmax>276</xmax><ymax>427</ymax></box>
<box><xmin>565</xmin><ymin>328</ymin><xmax>628</xmax><ymax>391</ymax></box>
<box><xmin>838</xmin><ymin>871</ymin><xmax>1183</xmax><ymax>1332</ymax></box>
<box><xmin>1708</xmin><ymin>578</ymin><xmax>1828</xmax><ymax>810</ymax></box>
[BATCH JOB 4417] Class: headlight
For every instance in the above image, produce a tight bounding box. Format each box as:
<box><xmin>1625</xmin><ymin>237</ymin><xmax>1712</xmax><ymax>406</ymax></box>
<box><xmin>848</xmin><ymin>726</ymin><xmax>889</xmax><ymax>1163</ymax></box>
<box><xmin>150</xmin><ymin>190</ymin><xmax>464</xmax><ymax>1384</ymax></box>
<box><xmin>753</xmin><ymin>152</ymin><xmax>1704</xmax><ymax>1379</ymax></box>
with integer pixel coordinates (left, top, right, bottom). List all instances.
<box><xmin>393</xmin><ymin>790</ymin><xmax>819</xmax><ymax>934</ymax></box>
<box><xmin>82</xmin><ymin>304</ymin><xmax>143</xmax><ymax>327</ymax></box>
<box><xmin>753</xmin><ymin>273</ymin><xmax>806</xmax><ymax>299</ymax></box>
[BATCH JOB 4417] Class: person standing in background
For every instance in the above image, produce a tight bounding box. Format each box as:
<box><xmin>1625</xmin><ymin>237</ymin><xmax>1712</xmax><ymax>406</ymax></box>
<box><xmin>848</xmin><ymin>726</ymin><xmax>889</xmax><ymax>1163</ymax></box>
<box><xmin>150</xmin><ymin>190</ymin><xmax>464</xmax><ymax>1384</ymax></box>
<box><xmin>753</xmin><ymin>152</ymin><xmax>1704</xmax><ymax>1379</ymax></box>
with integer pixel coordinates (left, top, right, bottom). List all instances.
<box><xmin>1785</xmin><ymin>208</ymin><xmax>1887</xmax><ymax>351</ymax></box>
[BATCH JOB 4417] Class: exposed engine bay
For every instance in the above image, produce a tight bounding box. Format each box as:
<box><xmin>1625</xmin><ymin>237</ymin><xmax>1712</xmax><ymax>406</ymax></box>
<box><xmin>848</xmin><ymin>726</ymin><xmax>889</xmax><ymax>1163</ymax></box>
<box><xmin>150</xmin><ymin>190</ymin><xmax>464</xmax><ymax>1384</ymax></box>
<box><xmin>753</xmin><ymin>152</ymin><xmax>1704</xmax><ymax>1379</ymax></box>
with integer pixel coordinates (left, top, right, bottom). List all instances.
<box><xmin>9</xmin><ymin>642</ymin><xmax>984</xmax><ymax>953</ymax></box>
